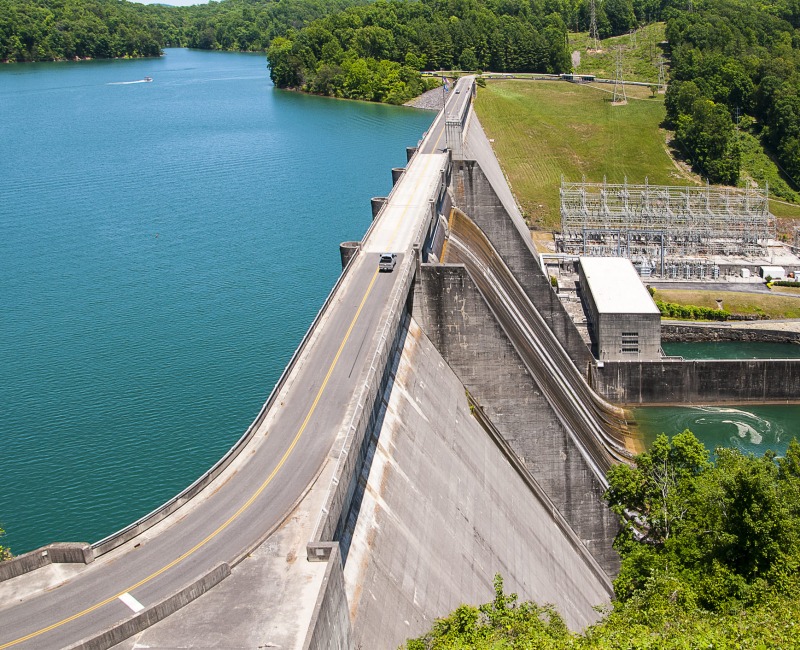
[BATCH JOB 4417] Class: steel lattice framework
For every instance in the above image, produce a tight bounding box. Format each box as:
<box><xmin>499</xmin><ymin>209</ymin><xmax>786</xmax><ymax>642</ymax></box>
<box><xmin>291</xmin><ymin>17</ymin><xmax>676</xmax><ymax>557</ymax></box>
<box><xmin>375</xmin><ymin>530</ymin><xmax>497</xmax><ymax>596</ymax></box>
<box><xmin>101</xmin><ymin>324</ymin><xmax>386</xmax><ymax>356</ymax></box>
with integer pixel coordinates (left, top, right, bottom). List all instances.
<box><xmin>559</xmin><ymin>179</ymin><xmax>775</xmax><ymax>274</ymax></box>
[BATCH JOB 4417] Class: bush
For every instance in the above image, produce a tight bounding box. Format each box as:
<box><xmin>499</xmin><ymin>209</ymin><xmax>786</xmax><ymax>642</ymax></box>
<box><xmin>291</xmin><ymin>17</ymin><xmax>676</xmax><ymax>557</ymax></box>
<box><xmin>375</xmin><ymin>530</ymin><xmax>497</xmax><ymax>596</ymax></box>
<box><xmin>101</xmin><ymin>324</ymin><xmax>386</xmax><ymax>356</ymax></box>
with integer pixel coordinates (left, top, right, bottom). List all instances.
<box><xmin>655</xmin><ymin>300</ymin><xmax>730</xmax><ymax>321</ymax></box>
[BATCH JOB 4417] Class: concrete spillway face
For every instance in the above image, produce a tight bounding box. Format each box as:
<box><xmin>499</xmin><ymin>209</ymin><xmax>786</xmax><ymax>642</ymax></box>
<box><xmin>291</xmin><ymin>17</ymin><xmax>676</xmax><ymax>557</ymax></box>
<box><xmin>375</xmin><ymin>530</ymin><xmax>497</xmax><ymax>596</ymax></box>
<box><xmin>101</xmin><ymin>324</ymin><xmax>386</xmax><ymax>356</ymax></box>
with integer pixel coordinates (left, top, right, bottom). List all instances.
<box><xmin>339</xmin><ymin>241</ymin><xmax>360</xmax><ymax>270</ymax></box>
<box><xmin>370</xmin><ymin>197</ymin><xmax>387</xmax><ymax>220</ymax></box>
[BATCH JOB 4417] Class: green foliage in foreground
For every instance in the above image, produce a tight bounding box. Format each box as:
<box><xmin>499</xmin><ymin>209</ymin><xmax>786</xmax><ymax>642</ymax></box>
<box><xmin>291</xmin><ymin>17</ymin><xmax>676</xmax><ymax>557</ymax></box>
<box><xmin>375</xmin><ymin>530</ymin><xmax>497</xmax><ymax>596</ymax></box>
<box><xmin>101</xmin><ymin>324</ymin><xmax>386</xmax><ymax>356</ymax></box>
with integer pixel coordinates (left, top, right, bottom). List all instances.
<box><xmin>655</xmin><ymin>299</ymin><xmax>730</xmax><ymax>321</ymax></box>
<box><xmin>403</xmin><ymin>432</ymin><xmax>800</xmax><ymax>649</ymax></box>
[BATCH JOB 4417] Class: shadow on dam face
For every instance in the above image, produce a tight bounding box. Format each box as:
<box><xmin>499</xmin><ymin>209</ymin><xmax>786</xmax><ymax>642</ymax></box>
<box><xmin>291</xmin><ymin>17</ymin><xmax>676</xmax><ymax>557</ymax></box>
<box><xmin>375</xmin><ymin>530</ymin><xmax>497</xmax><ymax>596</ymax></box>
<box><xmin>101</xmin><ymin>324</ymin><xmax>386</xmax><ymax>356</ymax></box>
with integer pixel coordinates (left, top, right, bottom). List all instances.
<box><xmin>342</xmin><ymin>316</ymin><xmax>613</xmax><ymax>649</ymax></box>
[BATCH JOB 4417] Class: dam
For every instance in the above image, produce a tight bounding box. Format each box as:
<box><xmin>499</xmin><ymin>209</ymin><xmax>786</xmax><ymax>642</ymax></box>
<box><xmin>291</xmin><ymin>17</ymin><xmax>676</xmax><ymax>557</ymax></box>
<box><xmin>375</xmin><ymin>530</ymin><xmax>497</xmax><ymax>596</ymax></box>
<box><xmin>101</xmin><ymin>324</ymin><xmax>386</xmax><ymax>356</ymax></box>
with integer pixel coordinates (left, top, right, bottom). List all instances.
<box><xmin>4</xmin><ymin>73</ymin><xmax>796</xmax><ymax>649</ymax></box>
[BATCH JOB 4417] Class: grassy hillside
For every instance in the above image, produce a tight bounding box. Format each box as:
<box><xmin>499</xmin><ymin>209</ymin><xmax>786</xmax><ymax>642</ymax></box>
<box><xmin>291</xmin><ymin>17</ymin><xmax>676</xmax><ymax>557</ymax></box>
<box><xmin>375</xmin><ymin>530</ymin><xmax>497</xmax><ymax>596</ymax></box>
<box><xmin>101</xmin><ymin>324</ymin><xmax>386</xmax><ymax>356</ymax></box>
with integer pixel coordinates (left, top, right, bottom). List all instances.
<box><xmin>475</xmin><ymin>80</ymin><xmax>676</xmax><ymax>229</ymax></box>
<box><xmin>475</xmin><ymin>78</ymin><xmax>800</xmax><ymax>230</ymax></box>
<box><xmin>570</xmin><ymin>23</ymin><xmax>667</xmax><ymax>83</ymax></box>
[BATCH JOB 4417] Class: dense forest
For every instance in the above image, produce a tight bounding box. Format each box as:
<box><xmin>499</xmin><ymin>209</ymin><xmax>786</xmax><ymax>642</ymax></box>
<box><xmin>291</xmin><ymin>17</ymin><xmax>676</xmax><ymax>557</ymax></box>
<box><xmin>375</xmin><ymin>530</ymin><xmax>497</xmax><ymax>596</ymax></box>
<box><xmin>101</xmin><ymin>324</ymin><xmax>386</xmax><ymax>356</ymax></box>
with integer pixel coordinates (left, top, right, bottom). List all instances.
<box><xmin>665</xmin><ymin>0</ymin><xmax>800</xmax><ymax>188</ymax></box>
<box><xmin>0</xmin><ymin>0</ymin><xmax>169</xmax><ymax>61</ymax></box>
<box><xmin>0</xmin><ymin>0</ymin><xmax>362</xmax><ymax>62</ymax></box>
<box><xmin>0</xmin><ymin>0</ymin><xmax>672</xmax><ymax>103</ymax></box>
<box><xmin>405</xmin><ymin>431</ymin><xmax>800</xmax><ymax>648</ymax></box>
<box><xmin>263</xmin><ymin>0</ymin><xmax>670</xmax><ymax>102</ymax></box>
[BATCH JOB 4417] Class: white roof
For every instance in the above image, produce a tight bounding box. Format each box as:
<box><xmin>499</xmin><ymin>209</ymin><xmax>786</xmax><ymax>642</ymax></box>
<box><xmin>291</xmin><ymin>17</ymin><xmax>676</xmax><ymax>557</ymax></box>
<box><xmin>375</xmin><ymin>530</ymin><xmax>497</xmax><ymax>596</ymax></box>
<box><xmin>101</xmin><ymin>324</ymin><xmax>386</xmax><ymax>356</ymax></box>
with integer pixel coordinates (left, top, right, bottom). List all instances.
<box><xmin>580</xmin><ymin>257</ymin><xmax>660</xmax><ymax>314</ymax></box>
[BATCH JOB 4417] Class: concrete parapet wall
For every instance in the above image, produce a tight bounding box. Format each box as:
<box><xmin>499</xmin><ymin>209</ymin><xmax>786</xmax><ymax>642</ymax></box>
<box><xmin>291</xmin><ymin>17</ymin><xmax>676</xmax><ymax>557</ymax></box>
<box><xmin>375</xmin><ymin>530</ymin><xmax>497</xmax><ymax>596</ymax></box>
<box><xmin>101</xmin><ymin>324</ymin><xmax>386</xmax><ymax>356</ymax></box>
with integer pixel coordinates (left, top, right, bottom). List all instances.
<box><xmin>0</xmin><ymin>542</ymin><xmax>93</xmax><ymax>583</ymax></box>
<box><xmin>303</xmin><ymin>543</ymin><xmax>352</xmax><ymax>650</ymax></box>
<box><xmin>65</xmin><ymin>563</ymin><xmax>230</xmax><ymax>650</ymax></box>
<box><xmin>450</xmin><ymin>159</ymin><xmax>593</xmax><ymax>369</ymax></box>
<box><xmin>594</xmin><ymin>358</ymin><xmax>800</xmax><ymax>404</ymax></box>
<box><xmin>413</xmin><ymin>264</ymin><xmax>619</xmax><ymax>574</ymax></box>
<box><xmin>308</xmin><ymin>257</ymin><xmax>415</xmax><ymax>556</ymax></box>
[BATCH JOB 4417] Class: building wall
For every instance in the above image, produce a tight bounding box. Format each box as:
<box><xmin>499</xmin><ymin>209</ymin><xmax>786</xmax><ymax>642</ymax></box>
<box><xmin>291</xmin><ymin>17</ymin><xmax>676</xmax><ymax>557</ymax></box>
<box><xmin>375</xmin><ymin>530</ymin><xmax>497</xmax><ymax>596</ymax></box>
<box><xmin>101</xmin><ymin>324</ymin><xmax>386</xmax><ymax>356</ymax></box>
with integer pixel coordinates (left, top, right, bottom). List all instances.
<box><xmin>592</xmin><ymin>358</ymin><xmax>800</xmax><ymax>403</ymax></box>
<box><xmin>598</xmin><ymin>312</ymin><xmax>661</xmax><ymax>361</ymax></box>
<box><xmin>578</xmin><ymin>262</ymin><xmax>660</xmax><ymax>361</ymax></box>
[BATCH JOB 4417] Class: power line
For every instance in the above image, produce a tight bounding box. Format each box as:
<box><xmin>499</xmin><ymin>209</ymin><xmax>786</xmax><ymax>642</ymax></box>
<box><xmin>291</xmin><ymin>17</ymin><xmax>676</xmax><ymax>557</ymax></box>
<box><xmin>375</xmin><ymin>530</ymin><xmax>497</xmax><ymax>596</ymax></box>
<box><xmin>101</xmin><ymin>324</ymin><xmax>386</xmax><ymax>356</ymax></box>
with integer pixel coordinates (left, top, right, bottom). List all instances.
<box><xmin>589</xmin><ymin>0</ymin><xmax>600</xmax><ymax>51</ymax></box>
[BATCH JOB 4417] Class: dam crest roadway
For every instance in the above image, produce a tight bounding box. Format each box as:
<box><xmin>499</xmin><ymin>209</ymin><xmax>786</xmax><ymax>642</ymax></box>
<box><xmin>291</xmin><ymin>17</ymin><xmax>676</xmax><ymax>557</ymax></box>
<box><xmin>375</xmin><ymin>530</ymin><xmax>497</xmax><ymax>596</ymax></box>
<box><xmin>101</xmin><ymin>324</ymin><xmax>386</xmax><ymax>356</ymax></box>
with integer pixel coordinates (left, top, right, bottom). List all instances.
<box><xmin>0</xmin><ymin>76</ymin><xmax>625</xmax><ymax>649</ymax></box>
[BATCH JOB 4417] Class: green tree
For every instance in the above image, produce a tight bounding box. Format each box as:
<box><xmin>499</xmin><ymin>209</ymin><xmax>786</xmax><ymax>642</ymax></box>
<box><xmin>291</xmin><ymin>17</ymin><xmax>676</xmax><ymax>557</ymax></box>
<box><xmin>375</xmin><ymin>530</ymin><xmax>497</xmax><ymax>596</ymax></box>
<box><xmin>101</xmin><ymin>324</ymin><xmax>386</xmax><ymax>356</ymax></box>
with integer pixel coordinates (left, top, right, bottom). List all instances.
<box><xmin>603</xmin><ymin>0</ymin><xmax>636</xmax><ymax>36</ymax></box>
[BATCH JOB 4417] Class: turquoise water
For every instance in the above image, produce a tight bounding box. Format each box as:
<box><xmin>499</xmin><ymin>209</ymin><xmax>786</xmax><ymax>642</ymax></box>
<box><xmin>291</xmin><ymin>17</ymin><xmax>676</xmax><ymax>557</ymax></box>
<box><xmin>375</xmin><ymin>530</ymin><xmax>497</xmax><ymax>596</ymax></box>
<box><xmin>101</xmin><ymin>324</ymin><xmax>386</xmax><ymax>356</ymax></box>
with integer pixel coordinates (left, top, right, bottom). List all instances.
<box><xmin>0</xmin><ymin>49</ymin><xmax>433</xmax><ymax>554</ymax></box>
<box><xmin>663</xmin><ymin>341</ymin><xmax>800</xmax><ymax>359</ymax></box>
<box><xmin>647</xmin><ymin>343</ymin><xmax>800</xmax><ymax>455</ymax></box>
<box><xmin>634</xmin><ymin>404</ymin><xmax>800</xmax><ymax>457</ymax></box>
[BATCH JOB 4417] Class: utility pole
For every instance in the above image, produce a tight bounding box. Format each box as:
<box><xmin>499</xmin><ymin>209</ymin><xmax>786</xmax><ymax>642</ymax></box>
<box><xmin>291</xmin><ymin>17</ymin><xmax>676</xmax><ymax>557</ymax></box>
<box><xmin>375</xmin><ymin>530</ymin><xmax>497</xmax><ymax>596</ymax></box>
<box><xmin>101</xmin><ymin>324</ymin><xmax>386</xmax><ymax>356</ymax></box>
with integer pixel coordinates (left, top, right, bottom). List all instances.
<box><xmin>612</xmin><ymin>46</ymin><xmax>627</xmax><ymax>105</ymax></box>
<box><xmin>589</xmin><ymin>0</ymin><xmax>600</xmax><ymax>51</ymax></box>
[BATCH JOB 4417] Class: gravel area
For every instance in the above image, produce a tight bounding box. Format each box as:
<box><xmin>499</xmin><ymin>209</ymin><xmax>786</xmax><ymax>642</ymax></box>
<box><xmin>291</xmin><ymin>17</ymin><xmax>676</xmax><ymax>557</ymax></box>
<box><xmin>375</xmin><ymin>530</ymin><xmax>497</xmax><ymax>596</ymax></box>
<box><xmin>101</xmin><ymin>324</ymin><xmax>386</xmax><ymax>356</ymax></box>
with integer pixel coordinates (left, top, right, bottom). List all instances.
<box><xmin>404</xmin><ymin>86</ymin><xmax>446</xmax><ymax>110</ymax></box>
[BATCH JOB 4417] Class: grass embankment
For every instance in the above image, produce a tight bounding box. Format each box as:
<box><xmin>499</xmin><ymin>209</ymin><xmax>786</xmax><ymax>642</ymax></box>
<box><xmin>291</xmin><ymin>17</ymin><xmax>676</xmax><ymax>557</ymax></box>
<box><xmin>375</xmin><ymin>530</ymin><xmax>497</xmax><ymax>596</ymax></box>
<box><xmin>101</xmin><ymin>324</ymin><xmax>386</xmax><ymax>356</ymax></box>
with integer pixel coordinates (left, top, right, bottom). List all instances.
<box><xmin>474</xmin><ymin>80</ymin><xmax>676</xmax><ymax>229</ymax></box>
<box><xmin>475</xmin><ymin>77</ymin><xmax>800</xmax><ymax>230</ymax></box>
<box><xmin>653</xmin><ymin>288</ymin><xmax>800</xmax><ymax>320</ymax></box>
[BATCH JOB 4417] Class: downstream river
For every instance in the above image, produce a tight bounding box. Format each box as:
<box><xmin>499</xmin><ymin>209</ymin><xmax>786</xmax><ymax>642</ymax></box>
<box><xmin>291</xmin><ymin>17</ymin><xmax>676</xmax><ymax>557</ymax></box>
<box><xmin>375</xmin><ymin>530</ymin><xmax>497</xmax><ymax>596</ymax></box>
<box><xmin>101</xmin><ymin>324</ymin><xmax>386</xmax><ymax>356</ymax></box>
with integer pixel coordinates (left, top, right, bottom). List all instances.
<box><xmin>0</xmin><ymin>49</ymin><xmax>433</xmax><ymax>554</ymax></box>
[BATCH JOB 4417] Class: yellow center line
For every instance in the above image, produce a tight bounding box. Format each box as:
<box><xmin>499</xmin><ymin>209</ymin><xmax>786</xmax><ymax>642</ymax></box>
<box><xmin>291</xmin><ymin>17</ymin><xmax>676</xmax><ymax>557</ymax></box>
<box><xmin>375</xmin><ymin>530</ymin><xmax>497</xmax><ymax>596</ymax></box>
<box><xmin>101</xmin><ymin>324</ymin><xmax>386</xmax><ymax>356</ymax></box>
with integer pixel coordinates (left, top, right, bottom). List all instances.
<box><xmin>2</xmin><ymin>268</ymin><xmax>382</xmax><ymax>650</ymax></box>
<box><xmin>8</xmin><ymin>97</ymin><xmax>459</xmax><ymax>650</ymax></box>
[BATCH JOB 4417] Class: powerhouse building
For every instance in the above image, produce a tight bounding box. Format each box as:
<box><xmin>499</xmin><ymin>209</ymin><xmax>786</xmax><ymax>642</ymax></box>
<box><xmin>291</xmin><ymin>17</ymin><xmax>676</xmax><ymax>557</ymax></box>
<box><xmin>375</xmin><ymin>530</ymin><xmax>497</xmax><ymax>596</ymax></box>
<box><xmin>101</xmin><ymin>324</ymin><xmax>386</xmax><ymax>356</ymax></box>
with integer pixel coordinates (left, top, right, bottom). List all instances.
<box><xmin>579</xmin><ymin>257</ymin><xmax>661</xmax><ymax>361</ymax></box>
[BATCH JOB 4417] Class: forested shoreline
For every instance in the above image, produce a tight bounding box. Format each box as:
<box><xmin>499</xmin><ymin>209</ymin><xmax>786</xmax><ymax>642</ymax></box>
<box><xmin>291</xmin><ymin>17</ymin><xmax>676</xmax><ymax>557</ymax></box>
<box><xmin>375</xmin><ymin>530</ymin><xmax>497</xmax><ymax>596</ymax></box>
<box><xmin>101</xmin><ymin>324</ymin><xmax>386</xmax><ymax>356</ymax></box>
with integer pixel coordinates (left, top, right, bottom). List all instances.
<box><xmin>0</xmin><ymin>0</ymin><xmax>363</xmax><ymax>63</ymax></box>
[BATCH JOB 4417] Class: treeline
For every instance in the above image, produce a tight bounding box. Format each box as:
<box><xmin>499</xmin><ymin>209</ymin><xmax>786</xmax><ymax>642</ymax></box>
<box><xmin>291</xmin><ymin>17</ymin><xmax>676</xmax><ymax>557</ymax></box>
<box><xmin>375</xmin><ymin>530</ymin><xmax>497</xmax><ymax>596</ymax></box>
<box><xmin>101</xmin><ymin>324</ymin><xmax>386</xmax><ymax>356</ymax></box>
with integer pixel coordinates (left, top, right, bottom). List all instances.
<box><xmin>0</xmin><ymin>0</ymin><xmax>363</xmax><ymax>63</ymax></box>
<box><xmin>0</xmin><ymin>0</ymin><xmax>169</xmax><ymax>61</ymax></box>
<box><xmin>665</xmin><ymin>0</ymin><xmax>800</xmax><ymax>187</ymax></box>
<box><xmin>180</xmin><ymin>0</ymin><xmax>365</xmax><ymax>53</ymax></box>
<box><xmin>263</xmin><ymin>0</ymin><xmax>685</xmax><ymax>103</ymax></box>
<box><xmin>405</xmin><ymin>432</ymin><xmax>800</xmax><ymax>648</ymax></box>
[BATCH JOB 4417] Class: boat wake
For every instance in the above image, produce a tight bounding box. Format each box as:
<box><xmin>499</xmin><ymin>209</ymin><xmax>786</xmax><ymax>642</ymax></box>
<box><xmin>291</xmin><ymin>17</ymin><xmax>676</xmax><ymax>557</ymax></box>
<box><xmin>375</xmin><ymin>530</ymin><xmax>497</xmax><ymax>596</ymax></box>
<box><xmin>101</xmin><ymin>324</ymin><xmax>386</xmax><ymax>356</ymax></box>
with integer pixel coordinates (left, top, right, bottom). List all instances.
<box><xmin>108</xmin><ymin>78</ymin><xmax>152</xmax><ymax>85</ymax></box>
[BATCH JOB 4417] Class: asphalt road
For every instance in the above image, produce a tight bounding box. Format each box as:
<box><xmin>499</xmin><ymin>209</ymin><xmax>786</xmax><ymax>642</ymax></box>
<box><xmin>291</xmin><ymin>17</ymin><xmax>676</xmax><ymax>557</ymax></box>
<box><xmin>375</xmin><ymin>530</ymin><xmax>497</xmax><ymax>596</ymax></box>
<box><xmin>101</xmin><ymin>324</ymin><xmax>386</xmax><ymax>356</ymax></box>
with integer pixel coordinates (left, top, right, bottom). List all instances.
<box><xmin>0</xmin><ymin>77</ymin><xmax>472</xmax><ymax>650</ymax></box>
<box><xmin>0</xmin><ymin>253</ymin><xmax>402</xmax><ymax>649</ymax></box>
<box><xmin>419</xmin><ymin>76</ymin><xmax>474</xmax><ymax>155</ymax></box>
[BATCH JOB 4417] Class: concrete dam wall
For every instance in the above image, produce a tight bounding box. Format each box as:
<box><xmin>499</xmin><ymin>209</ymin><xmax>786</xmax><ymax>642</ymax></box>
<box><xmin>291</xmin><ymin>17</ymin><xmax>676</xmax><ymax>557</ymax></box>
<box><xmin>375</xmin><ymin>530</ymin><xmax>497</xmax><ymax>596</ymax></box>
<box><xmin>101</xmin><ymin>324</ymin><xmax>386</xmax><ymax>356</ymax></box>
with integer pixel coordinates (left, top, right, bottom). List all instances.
<box><xmin>450</xmin><ymin>159</ymin><xmax>594</xmax><ymax>370</ymax></box>
<box><xmin>413</xmin><ymin>261</ymin><xmax>621</xmax><ymax>575</ymax></box>
<box><xmin>343</xmin><ymin>318</ymin><xmax>612</xmax><ymax>649</ymax></box>
<box><xmin>593</xmin><ymin>358</ymin><xmax>800</xmax><ymax>404</ymax></box>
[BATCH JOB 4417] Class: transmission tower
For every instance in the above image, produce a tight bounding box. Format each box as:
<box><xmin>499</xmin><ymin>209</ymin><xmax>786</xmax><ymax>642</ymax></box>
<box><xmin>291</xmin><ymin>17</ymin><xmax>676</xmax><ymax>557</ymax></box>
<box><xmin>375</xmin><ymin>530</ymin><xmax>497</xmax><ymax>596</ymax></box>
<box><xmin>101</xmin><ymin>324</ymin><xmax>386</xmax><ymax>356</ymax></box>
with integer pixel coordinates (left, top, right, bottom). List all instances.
<box><xmin>629</xmin><ymin>28</ymin><xmax>637</xmax><ymax>47</ymax></box>
<box><xmin>612</xmin><ymin>46</ymin><xmax>627</xmax><ymax>105</ymax></box>
<box><xmin>657</xmin><ymin>55</ymin><xmax>666</xmax><ymax>93</ymax></box>
<box><xmin>589</xmin><ymin>0</ymin><xmax>600</xmax><ymax>51</ymax></box>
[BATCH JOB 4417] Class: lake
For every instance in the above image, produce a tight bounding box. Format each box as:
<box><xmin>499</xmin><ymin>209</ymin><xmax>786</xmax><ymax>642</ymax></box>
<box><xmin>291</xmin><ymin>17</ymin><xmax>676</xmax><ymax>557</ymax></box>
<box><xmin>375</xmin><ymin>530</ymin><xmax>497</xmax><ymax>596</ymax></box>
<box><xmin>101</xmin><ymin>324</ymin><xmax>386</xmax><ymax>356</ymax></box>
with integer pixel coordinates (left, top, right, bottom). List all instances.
<box><xmin>0</xmin><ymin>49</ymin><xmax>433</xmax><ymax>554</ymax></box>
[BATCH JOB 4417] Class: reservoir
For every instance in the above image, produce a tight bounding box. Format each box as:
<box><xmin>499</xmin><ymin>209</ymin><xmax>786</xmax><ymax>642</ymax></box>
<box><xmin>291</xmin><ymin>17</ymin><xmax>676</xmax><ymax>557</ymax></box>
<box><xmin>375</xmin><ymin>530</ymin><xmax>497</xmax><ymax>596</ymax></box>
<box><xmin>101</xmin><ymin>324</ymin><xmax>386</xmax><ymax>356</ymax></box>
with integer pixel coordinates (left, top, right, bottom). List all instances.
<box><xmin>0</xmin><ymin>49</ymin><xmax>433</xmax><ymax>554</ymax></box>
